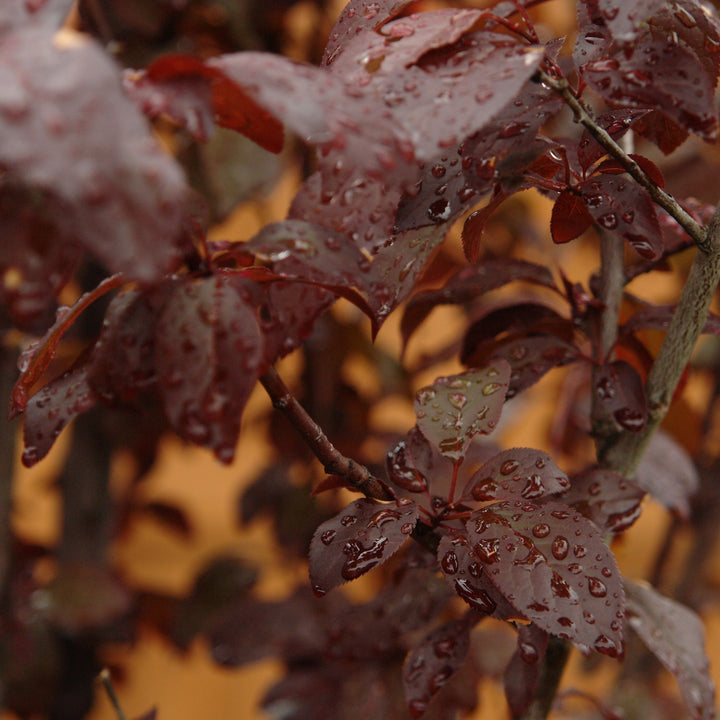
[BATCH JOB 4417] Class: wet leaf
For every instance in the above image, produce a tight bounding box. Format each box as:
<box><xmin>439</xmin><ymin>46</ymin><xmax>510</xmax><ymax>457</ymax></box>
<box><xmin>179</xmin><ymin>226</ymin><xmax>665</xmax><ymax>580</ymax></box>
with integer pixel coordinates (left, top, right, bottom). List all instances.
<box><xmin>308</xmin><ymin>498</ymin><xmax>418</xmax><ymax>595</ymax></box>
<box><xmin>626</xmin><ymin>580</ymin><xmax>715</xmax><ymax>720</ymax></box>
<box><xmin>551</xmin><ymin>189</ymin><xmax>595</xmax><ymax>244</ymax></box>
<box><xmin>461</xmin><ymin>448</ymin><xmax>570</xmax><ymax>504</ymax></box>
<box><xmin>577</xmin><ymin>109</ymin><xmax>650</xmax><ymax>171</ymax></box>
<box><xmin>635</xmin><ymin>430</ymin><xmax>699</xmax><ymax>518</ymax></box>
<box><xmin>415</xmin><ymin>363</ymin><xmax>510</xmax><ymax>461</ymax></box>
<box><xmin>386</xmin><ymin>425</ymin><xmax>433</xmax><ymax>494</ymax></box>
<box><xmin>561</xmin><ymin>468</ymin><xmax>645</xmax><ymax>534</ymax></box>
<box><xmin>0</xmin><ymin>0</ymin><xmax>74</xmax><ymax>36</ymax></box>
<box><xmin>468</xmin><ymin>500</ymin><xmax>625</xmax><ymax>657</ymax></box>
<box><xmin>503</xmin><ymin>624</ymin><xmax>549</xmax><ymax>718</ymax></box>
<box><xmin>401</xmin><ymin>259</ymin><xmax>557</xmax><ymax>350</ymax></box>
<box><xmin>22</xmin><ymin>361</ymin><xmax>97</xmax><ymax>467</ymax></box>
<box><xmin>437</xmin><ymin>533</ymin><xmax>520</xmax><ymax>620</ymax></box>
<box><xmin>155</xmin><ymin>275</ymin><xmax>265</xmax><ymax>463</ymax></box>
<box><xmin>594</xmin><ymin>360</ymin><xmax>648</xmax><ymax>433</ymax></box>
<box><xmin>403</xmin><ymin>619</ymin><xmax>470</xmax><ymax>718</ymax></box>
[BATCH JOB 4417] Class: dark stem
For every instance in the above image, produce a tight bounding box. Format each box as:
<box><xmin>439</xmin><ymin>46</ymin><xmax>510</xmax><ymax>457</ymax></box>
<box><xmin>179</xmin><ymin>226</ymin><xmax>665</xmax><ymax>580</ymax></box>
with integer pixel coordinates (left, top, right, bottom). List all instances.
<box><xmin>518</xmin><ymin>637</ymin><xmax>572</xmax><ymax>720</ymax></box>
<box><xmin>0</xmin><ymin>346</ymin><xmax>18</xmax><ymax>597</ymax></box>
<box><xmin>259</xmin><ymin>366</ymin><xmax>393</xmax><ymax>501</ymax></box>
<box><xmin>98</xmin><ymin>669</ymin><xmax>128</xmax><ymax>720</ymax></box>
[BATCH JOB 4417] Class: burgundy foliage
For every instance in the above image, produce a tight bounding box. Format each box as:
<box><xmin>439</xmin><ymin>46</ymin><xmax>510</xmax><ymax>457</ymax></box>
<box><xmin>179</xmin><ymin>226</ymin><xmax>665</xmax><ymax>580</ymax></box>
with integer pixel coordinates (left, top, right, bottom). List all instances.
<box><xmin>2</xmin><ymin>0</ymin><xmax>719</xmax><ymax>718</ymax></box>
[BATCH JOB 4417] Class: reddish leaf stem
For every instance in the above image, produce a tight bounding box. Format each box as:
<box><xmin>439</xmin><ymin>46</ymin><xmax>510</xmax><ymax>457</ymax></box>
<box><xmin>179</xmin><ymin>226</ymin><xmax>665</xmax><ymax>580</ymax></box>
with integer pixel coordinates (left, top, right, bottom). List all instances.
<box><xmin>538</xmin><ymin>72</ymin><xmax>707</xmax><ymax>250</ymax></box>
<box><xmin>259</xmin><ymin>366</ymin><xmax>393</xmax><ymax>501</ymax></box>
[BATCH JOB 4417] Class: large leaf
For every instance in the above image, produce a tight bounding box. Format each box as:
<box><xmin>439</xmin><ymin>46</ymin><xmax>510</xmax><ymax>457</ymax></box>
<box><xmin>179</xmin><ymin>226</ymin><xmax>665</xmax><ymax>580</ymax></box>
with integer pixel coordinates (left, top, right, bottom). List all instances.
<box><xmin>308</xmin><ymin>498</ymin><xmax>418</xmax><ymax>595</ymax></box>
<box><xmin>468</xmin><ymin>500</ymin><xmax>625</xmax><ymax>656</ymax></box>
<box><xmin>415</xmin><ymin>363</ymin><xmax>510</xmax><ymax>461</ymax></box>
<box><xmin>154</xmin><ymin>275</ymin><xmax>265</xmax><ymax>463</ymax></box>
<box><xmin>0</xmin><ymin>27</ymin><xmax>194</xmax><ymax>281</ymax></box>
<box><xmin>625</xmin><ymin>580</ymin><xmax>715</xmax><ymax>720</ymax></box>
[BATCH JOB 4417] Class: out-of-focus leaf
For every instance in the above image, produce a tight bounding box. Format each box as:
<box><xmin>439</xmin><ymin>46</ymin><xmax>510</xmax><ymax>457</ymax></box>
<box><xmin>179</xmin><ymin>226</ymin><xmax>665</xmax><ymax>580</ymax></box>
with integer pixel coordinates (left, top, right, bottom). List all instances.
<box><xmin>622</xmin><ymin>305</ymin><xmax>720</xmax><ymax>336</ymax></box>
<box><xmin>503</xmin><ymin>624</ymin><xmax>549</xmax><ymax>718</ymax></box>
<box><xmin>577</xmin><ymin>109</ymin><xmax>650</xmax><ymax>171</ymax></box>
<box><xmin>469</xmin><ymin>500</ymin><xmax>625</xmax><ymax>657</ymax></box>
<box><xmin>626</xmin><ymin>580</ymin><xmax>716</xmax><ymax>720</ymax></box>
<box><xmin>593</xmin><ymin>360</ymin><xmax>648</xmax><ymax>433</ymax></box>
<box><xmin>308</xmin><ymin>498</ymin><xmax>418</xmax><ymax>595</ymax></box>
<box><xmin>403</xmin><ymin>619</ymin><xmax>471</xmax><ymax>718</ymax></box>
<box><xmin>635</xmin><ymin>430</ymin><xmax>700</xmax><ymax>518</ymax></box>
<box><xmin>415</xmin><ymin>363</ymin><xmax>510</xmax><ymax>461</ymax></box>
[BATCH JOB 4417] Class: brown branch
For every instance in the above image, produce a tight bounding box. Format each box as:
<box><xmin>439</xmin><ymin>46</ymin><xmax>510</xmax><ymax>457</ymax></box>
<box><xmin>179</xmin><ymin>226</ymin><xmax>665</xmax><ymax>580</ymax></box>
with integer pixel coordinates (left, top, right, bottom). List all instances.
<box><xmin>259</xmin><ymin>366</ymin><xmax>393</xmax><ymax>501</ymax></box>
<box><xmin>538</xmin><ymin>72</ymin><xmax>707</xmax><ymax>250</ymax></box>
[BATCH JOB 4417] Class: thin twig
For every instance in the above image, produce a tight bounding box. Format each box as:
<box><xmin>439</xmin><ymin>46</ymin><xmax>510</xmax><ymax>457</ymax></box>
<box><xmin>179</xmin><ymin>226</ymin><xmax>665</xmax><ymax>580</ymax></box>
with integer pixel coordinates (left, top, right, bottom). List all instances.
<box><xmin>537</xmin><ymin>72</ymin><xmax>707</xmax><ymax>249</ymax></box>
<box><xmin>259</xmin><ymin>366</ymin><xmax>393</xmax><ymax>500</ymax></box>
<box><xmin>98</xmin><ymin>669</ymin><xmax>128</xmax><ymax>720</ymax></box>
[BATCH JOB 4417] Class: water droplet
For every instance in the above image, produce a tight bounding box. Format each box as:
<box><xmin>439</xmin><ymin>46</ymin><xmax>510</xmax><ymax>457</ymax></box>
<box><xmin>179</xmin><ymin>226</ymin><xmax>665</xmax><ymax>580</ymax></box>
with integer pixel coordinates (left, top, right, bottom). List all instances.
<box><xmin>624</xmin><ymin>69</ymin><xmax>651</xmax><ymax>87</ymax></box>
<box><xmin>312</xmin><ymin>584</ymin><xmax>326</xmax><ymax>597</ymax></box>
<box><xmin>519</xmin><ymin>642</ymin><xmax>539</xmax><ymax>664</ymax></box>
<box><xmin>521</xmin><ymin>474</ymin><xmax>545</xmax><ymax>500</ymax></box>
<box><xmin>482</xmin><ymin>382</ymin><xmax>501</xmax><ymax>396</ymax></box>
<box><xmin>551</xmin><ymin>536</ymin><xmax>569</xmax><ymax>560</ymax></box>
<box><xmin>434</xmin><ymin>637</ymin><xmax>456</xmax><ymax>657</ymax></box>
<box><xmin>589</xmin><ymin>57</ymin><xmax>619</xmax><ymax>72</ymax></box>
<box><xmin>429</xmin><ymin>667</ymin><xmax>452</xmax><ymax>693</ymax></box>
<box><xmin>449</xmin><ymin>392</ymin><xmax>467</xmax><ymax>410</ymax></box>
<box><xmin>471</xmin><ymin>478</ymin><xmax>497</xmax><ymax>501</ymax></box>
<box><xmin>441</xmin><ymin>550</ymin><xmax>459</xmax><ymax>575</ymax></box>
<box><xmin>340</xmin><ymin>514</ymin><xmax>357</xmax><ymax>526</ymax></box>
<box><xmin>431</xmin><ymin>163</ymin><xmax>446</xmax><ymax>179</ymax></box>
<box><xmin>454</xmin><ymin>578</ymin><xmax>497</xmax><ymax>614</ymax></box>
<box><xmin>601</xmin><ymin>566</ymin><xmax>612</xmax><ymax>577</ymax></box>
<box><xmin>408</xmin><ymin>699</ymin><xmax>428</xmax><ymax>718</ymax></box>
<box><xmin>594</xmin><ymin>633</ymin><xmax>620</xmax><ymax>658</ymax></box>
<box><xmin>401</xmin><ymin>522</ymin><xmax>414</xmax><ymax>534</ymax></box>
<box><xmin>614</xmin><ymin>408</ymin><xmax>646</xmax><ymax>431</ymax></box>
<box><xmin>587</xmin><ymin>577</ymin><xmax>607</xmax><ymax>598</ymax></box>
<box><xmin>501</xmin><ymin>460</ymin><xmax>520</xmax><ymax>475</ymax></box>
<box><xmin>532</xmin><ymin>523</ymin><xmax>551</xmax><ymax>538</ymax></box>
<box><xmin>427</xmin><ymin>198</ymin><xmax>451</xmax><ymax>222</ymax></box>
<box><xmin>341</xmin><ymin>536</ymin><xmax>388</xmax><ymax>580</ymax></box>
<box><xmin>474</xmin><ymin>537</ymin><xmax>499</xmax><ymax>564</ymax></box>
<box><xmin>557</xmin><ymin>616</ymin><xmax>573</xmax><ymax>627</ymax></box>
<box><xmin>573</xmin><ymin>544</ymin><xmax>587</xmax><ymax>558</ymax></box>
<box><xmin>598</xmin><ymin>212</ymin><xmax>618</xmax><ymax>229</ymax></box>
<box><xmin>568</xmin><ymin>562</ymin><xmax>583</xmax><ymax>574</ymax></box>
<box><xmin>321</xmin><ymin>530</ymin><xmax>336</xmax><ymax>545</ymax></box>
<box><xmin>363</xmin><ymin>3</ymin><xmax>379</xmax><ymax>19</ymax></box>
<box><xmin>370</xmin><ymin>508</ymin><xmax>401</xmax><ymax>527</ymax></box>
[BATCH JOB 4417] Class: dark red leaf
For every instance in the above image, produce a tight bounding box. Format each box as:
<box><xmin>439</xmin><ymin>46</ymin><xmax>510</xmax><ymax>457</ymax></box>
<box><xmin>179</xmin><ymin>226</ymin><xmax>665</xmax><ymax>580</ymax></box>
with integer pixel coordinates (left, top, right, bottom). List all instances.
<box><xmin>595</xmin><ymin>0</ymin><xmax>667</xmax><ymax>43</ymax></box>
<box><xmin>622</xmin><ymin>304</ymin><xmax>720</xmax><ymax>337</ymax></box>
<box><xmin>401</xmin><ymin>259</ymin><xmax>557</xmax><ymax>350</ymax></box>
<box><xmin>403</xmin><ymin>619</ymin><xmax>471</xmax><ymax>718</ymax></box>
<box><xmin>635</xmin><ymin>430</ymin><xmax>700</xmax><ymax>518</ymax></box>
<box><xmin>594</xmin><ymin>153</ymin><xmax>665</xmax><ymax>188</ymax></box>
<box><xmin>577</xmin><ymin>109</ymin><xmax>650</xmax><ymax>171</ymax></box>
<box><xmin>308</xmin><ymin>498</ymin><xmax>418</xmax><ymax>595</ymax></box>
<box><xmin>468</xmin><ymin>500</ymin><xmax>625</xmax><ymax>657</ymax></box>
<box><xmin>561</xmin><ymin>468</ymin><xmax>645</xmax><ymax>534</ymax></box>
<box><xmin>415</xmin><ymin>363</ymin><xmax>510</xmax><ymax>461</ymax></box>
<box><xmin>461</xmin><ymin>187</ymin><xmax>509</xmax><ymax>262</ymax></box>
<box><xmin>0</xmin><ymin>28</ymin><xmax>194</xmax><ymax>281</ymax></box>
<box><xmin>461</xmin><ymin>448</ymin><xmax>570</xmax><ymax>504</ymax></box>
<box><xmin>594</xmin><ymin>360</ymin><xmax>648</xmax><ymax>433</ymax></box>
<box><xmin>386</xmin><ymin>425</ymin><xmax>433</xmax><ymax>494</ymax></box>
<box><xmin>626</xmin><ymin>580</ymin><xmax>716</xmax><ymax>720</ymax></box>
<box><xmin>551</xmin><ymin>189</ymin><xmax>595</xmax><ymax>244</ymax></box>
<box><xmin>584</xmin><ymin>38</ymin><xmax>717</xmax><ymax>142</ymax></box>
<box><xmin>579</xmin><ymin>174</ymin><xmax>662</xmax><ymax>259</ymax></box>
<box><xmin>22</xmin><ymin>362</ymin><xmax>97</xmax><ymax>467</ymax></box>
<box><xmin>632</xmin><ymin>109</ymin><xmax>690</xmax><ymax>155</ymax></box>
<box><xmin>437</xmin><ymin>533</ymin><xmax>520</xmax><ymax>620</ymax></box>
<box><xmin>154</xmin><ymin>275</ymin><xmax>265</xmax><ymax>464</ymax></box>
<box><xmin>503</xmin><ymin>624</ymin><xmax>549</xmax><ymax>718</ymax></box>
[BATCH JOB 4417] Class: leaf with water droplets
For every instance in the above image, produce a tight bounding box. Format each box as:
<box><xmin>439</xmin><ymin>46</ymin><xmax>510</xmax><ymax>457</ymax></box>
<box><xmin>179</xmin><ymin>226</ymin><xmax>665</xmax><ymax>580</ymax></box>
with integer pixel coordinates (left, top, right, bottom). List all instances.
<box><xmin>124</xmin><ymin>54</ymin><xmax>284</xmax><ymax>151</ymax></box>
<box><xmin>469</xmin><ymin>500</ymin><xmax>625</xmax><ymax>657</ymax></box>
<box><xmin>22</xmin><ymin>361</ymin><xmax>97</xmax><ymax>467</ymax></box>
<box><xmin>386</xmin><ymin>426</ymin><xmax>433</xmax><ymax>494</ymax></box>
<box><xmin>309</xmin><ymin>498</ymin><xmax>418</xmax><ymax>595</ymax></box>
<box><xmin>594</xmin><ymin>360</ymin><xmax>647</xmax><ymax>434</ymax></box>
<box><xmin>155</xmin><ymin>275</ymin><xmax>265</xmax><ymax>464</ymax></box>
<box><xmin>595</xmin><ymin>0</ymin><xmax>668</xmax><ymax>43</ymax></box>
<box><xmin>400</xmin><ymin>259</ymin><xmax>557</xmax><ymax>351</ymax></box>
<box><xmin>503</xmin><ymin>624</ymin><xmax>549</xmax><ymax>718</ymax></box>
<box><xmin>577</xmin><ymin>109</ymin><xmax>650</xmax><ymax>171</ymax></box>
<box><xmin>0</xmin><ymin>0</ymin><xmax>74</xmax><ymax>36</ymax></box>
<box><xmin>461</xmin><ymin>448</ymin><xmax>570</xmax><ymax>504</ymax></box>
<box><xmin>403</xmin><ymin>619</ymin><xmax>470</xmax><ymax>718</ymax></box>
<box><xmin>437</xmin><ymin>534</ymin><xmax>520</xmax><ymax>620</ymax></box>
<box><xmin>415</xmin><ymin>363</ymin><xmax>510</xmax><ymax>461</ymax></box>
<box><xmin>551</xmin><ymin>189</ymin><xmax>595</xmax><ymax>244</ymax></box>
<box><xmin>0</xmin><ymin>27</ymin><xmax>195</xmax><ymax>282</ymax></box>
<box><xmin>626</xmin><ymin>580</ymin><xmax>716</xmax><ymax>720</ymax></box>
<box><xmin>635</xmin><ymin>430</ymin><xmax>699</xmax><ymax>519</ymax></box>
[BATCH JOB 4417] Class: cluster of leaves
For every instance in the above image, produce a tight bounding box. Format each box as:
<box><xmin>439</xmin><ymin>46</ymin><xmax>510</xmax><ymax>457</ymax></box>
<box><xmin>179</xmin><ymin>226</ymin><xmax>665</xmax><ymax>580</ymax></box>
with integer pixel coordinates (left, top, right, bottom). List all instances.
<box><xmin>3</xmin><ymin>0</ymin><xmax>720</xmax><ymax>718</ymax></box>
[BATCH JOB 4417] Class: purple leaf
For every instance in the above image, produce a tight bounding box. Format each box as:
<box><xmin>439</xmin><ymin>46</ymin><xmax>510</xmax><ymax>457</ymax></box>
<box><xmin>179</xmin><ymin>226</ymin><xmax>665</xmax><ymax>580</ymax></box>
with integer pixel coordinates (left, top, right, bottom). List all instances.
<box><xmin>551</xmin><ymin>189</ymin><xmax>595</xmax><ymax>244</ymax></box>
<box><xmin>461</xmin><ymin>448</ymin><xmax>570</xmax><ymax>504</ymax></box>
<box><xmin>468</xmin><ymin>500</ymin><xmax>625</xmax><ymax>657</ymax></box>
<box><xmin>579</xmin><ymin>174</ymin><xmax>662</xmax><ymax>259</ymax></box>
<box><xmin>415</xmin><ymin>363</ymin><xmax>510</xmax><ymax>461</ymax></box>
<box><xmin>577</xmin><ymin>109</ymin><xmax>650</xmax><ymax>172</ymax></box>
<box><xmin>401</xmin><ymin>259</ymin><xmax>557</xmax><ymax>349</ymax></box>
<box><xmin>595</xmin><ymin>0</ymin><xmax>667</xmax><ymax>43</ymax></box>
<box><xmin>437</xmin><ymin>533</ymin><xmax>520</xmax><ymax>620</ymax></box>
<box><xmin>622</xmin><ymin>304</ymin><xmax>720</xmax><ymax>337</ymax></box>
<box><xmin>22</xmin><ymin>362</ymin><xmax>97</xmax><ymax>467</ymax></box>
<box><xmin>584</xmin><ymin>38</ymin><xmax>717</xmax><ymax>142</ymax></box>
<box><xmin>0</xmin><ymin>27</ymin><xmax>194</xmax><ymax>281</ymax></box>
<box><xmin>386</xmin><ymin>426</ymin><xmax>433</xmax><ymax>494</ymax></box>
<box><xmin>154</xmin><ymin>275</ymin><xmax>265</xmax><ymax>464</ymax></box>
<box><xmin>626</xmin><ymin>580</ymin><xmax>716</xmax><ymax>720</ymax></box>
<box><xmin>561</xmin><ymin>468</ymin><xmax>645</xmax><ymax>534</ymax></box>
<box><xmin>635</xmin><ymin>430</ymin><xmax>700</xmax><ymax>518</ymax></box>
<box><xmin>308</xmin><ymin>498</ymin><xmax>418</xmax><ymax>595</ymax></box>
<box><xmin>503</xmin><ymin>624</ymin><xmax>549</xmax><ymax>718</ymax></box>
<box><xmin>594</xmin><ymin>360</ymin><xmax>648</xmax><ymax>433</ymax></box>
<box><xmin>0</xmin><ymin>0</ymin><xmax>74</xmax><ymax>35</ymax></box>
<box><xmin>403</xmin><ymin>619</ymin><xmax>471</xmax><ymax>718</ymax></box>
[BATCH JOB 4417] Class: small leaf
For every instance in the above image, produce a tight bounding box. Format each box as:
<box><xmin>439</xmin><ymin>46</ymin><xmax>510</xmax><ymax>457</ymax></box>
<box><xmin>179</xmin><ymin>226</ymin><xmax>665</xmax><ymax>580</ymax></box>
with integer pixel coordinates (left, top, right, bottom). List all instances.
<box><xmin>622</xmin><ymin>304</ymin><xmax>720</xmax><ymax>337</ymax></box>
<box><xmin>386</xmin><ymin>426</ymin><xmax>432</xmax><ymax>494</ymax></box>
<box><xmin>415</xmin><ymin>363</ymin><xmax>510</xmax><ymax>461</ymax></box>
<box><xmin>577</xmin><ymin>109</ymin><xmax>650</xmax><ymax>171</ymax></box>
<box><xmin>468</xmin><ymin>500</ymin><xmax>625</xmax><ymax>657</ymax></box>
<box><xmin>403</xmin><ymin>619</ymin><xmax>471</xmax><ymax>718</ymax></box>
<box><xmin>437</xmin><ymin>533</ymin><xmax>520</xmax><ymax>620</ymax></box>
<box><xmin>594</xmin><ymin>360</ymin><xmax>647</xmax><ymax>433</ymax></box>
<box><xmin>503</xmin><ymin>624</ymin><xmax>549</xmax><ymax>718</ymax></box>
<box><xmin>626</xmin><ymin>580</ymin><xmax>716</xmax><ymax>720</ymax></box>
<box><xmin>461</xmin><ymin>448</ymin><xmax>570</xmax><ymax>504</ymax></box>
<box><xmin>561</xmin><ymin>468</ymin><xmax>645</xmax><ymax>534</ymax></box>
<box><xmin>309</xmin><ymin>498</ymin><xmax>418</xmax><ymax>595</ymax></box>
<box><xmin>551</xmin><ymin>189</ymin><xmax>595</xmax><ymax>244</ymax></box>
<box><xmin>635</xmin><ymin>430</ymin><xmax>699</xmax><ymax>518</ymax></box>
